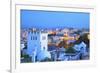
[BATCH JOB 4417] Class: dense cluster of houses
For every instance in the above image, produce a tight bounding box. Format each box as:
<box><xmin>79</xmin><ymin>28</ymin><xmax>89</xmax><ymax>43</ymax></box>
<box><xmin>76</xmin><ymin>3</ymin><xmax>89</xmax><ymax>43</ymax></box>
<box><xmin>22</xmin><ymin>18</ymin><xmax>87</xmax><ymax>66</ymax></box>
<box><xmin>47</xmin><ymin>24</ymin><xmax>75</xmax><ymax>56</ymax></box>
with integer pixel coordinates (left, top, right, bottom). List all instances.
<box><xmin>21</xmin><ymin>28</ymin><xmax>89</xmax><ymax>63</ymax></box>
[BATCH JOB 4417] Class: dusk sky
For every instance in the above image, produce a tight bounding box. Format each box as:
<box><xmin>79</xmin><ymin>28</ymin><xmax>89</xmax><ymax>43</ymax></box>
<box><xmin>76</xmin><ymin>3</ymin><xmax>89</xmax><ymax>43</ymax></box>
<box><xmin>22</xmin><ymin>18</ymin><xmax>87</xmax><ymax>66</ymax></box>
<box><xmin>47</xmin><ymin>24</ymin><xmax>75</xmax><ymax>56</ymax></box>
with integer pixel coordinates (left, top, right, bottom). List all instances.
<box><xmin>21</xmin><ymin>10</ymin><xmax>90</xmax><ymax>29</ymax></box>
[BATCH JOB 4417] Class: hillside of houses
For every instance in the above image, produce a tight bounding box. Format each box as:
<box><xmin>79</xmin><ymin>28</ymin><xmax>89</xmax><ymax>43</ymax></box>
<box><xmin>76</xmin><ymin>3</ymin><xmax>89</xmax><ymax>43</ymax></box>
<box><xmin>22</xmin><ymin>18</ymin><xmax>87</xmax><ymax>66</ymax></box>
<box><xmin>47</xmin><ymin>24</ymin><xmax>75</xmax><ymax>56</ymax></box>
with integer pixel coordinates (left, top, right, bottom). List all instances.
<box><xmin>20</xmin><ymin>28</ymin><xmax>90</xmax><ymax>63</ymax></box>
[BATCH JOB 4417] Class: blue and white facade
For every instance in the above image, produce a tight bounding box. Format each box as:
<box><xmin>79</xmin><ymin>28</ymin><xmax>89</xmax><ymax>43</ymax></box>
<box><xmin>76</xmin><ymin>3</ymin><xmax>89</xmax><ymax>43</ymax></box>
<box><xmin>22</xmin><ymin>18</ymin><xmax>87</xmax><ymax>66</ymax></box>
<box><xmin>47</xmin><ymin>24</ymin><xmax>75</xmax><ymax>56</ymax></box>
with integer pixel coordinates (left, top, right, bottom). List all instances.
<box><xmin>27</xmin><ymin>30</ymin><xmax>51</xmax><ymax>62</ymax></box>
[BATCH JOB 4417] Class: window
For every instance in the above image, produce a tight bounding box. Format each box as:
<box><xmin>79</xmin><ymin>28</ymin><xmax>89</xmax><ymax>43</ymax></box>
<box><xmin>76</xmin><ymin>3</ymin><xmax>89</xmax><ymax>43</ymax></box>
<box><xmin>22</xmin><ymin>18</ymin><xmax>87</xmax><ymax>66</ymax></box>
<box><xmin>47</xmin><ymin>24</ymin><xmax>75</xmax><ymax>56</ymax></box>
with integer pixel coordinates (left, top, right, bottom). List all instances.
<box><xmin>31</xmin><ymin>36</ymin><xmax>37</xmax><ymax>40</ymax></box>
<box><xmin>42</xmin><ymin>36</ymin><xmax>46</xmax><ymax>40</ymax></box>
<box><xmin>43</xmin><ymin>47</ymin><xmax>46</xmax><ymax>50</ymax></box>
<box><xmin>33</xmin><ymin>36</ymin><xmax>37</xmax><ymax>40</ymax></box>
<box><xmin>31</xmin><ymin>36</ymin><xmax>32</xmax><ymax>40</ymax></box>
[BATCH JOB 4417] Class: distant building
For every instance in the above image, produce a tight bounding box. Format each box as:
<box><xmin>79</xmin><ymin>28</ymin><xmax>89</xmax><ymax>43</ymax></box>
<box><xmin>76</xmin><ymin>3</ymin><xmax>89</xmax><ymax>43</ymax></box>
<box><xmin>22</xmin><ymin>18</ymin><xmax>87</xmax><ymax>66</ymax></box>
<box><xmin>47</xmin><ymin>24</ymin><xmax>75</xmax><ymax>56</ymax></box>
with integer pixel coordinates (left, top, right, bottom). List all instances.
<box><xmin>73</xmin><ymin>42</ymin><xmax>88</xmax><ymax>57</ymax></box>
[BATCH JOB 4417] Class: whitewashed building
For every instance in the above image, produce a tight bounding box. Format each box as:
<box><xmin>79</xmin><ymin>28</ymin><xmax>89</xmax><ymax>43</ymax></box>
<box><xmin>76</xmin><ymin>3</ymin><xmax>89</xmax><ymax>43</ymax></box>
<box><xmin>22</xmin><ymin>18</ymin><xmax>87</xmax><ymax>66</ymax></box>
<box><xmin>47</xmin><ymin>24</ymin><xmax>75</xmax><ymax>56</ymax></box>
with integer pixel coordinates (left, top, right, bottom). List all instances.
<box><xmin>74</xmin><ymin>42</ymin><xmax>87</xmax><ymax>54</ymax></box>
<box><xmin>27</xmin><ymin>30</ymin><xmax>51</xmax><ymax>62</ymax></box>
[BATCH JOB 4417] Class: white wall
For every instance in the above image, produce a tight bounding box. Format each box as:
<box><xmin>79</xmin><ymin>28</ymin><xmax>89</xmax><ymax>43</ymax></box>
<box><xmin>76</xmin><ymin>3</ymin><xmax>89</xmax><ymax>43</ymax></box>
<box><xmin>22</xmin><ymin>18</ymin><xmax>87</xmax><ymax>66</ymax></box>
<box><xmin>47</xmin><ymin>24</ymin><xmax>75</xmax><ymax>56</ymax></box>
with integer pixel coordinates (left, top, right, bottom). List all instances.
<box><xmin>0</xmin><ymin>0</ymin><xmax>100</xmax><ymax>73</ymax></box>
<box><xmin>40</xmin><ymin>33</ymin><xmax>48</xmax><ymax>51</ymax></box>
<box><xmin>15</xmin><ymin>0</ymin><xmax>95</xmax><ymax>6</ymax></box>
